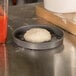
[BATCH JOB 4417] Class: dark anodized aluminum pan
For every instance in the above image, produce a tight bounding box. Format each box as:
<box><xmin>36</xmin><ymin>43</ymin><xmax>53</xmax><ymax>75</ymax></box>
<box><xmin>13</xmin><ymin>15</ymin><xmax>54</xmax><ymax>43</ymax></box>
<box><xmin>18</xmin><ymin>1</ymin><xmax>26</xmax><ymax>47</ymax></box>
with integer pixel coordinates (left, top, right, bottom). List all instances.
<box><xmin>13</xmin><ymin>25</ymin><xmax>64</xmax><ymax>50</ymax></box>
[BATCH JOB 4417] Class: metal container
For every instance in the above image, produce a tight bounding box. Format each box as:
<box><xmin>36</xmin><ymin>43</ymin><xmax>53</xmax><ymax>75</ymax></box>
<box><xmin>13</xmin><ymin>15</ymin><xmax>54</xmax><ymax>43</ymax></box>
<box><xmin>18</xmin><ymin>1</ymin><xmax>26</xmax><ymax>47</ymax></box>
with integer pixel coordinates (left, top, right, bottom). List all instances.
<box><xmin>13</xmin><ymin>25</ymin><xmax>64</xmax><ymax>76</ymax></box>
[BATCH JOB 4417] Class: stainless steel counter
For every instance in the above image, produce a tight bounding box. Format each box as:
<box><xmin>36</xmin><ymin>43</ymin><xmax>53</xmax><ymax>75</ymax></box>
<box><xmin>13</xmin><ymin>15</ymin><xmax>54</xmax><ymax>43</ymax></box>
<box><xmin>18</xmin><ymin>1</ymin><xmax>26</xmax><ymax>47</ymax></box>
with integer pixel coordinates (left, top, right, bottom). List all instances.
<box><xmin>0</xmin><ymin>3</ymin><xmax>76</xmax><ymax>76</ymax></box>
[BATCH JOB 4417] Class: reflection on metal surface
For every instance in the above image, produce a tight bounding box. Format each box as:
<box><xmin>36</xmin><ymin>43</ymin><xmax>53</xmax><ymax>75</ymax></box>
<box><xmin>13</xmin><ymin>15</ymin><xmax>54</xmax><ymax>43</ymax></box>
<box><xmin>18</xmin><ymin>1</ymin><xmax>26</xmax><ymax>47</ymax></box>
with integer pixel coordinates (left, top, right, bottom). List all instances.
<box><xmin>7</xmin><ymin>4</ymin><xmax>76</xmax><ymax>76</ymax></box>
<box><xmin>54</xmin><ymin>38</ymin><xmax>72</xmax><ymax>76</ymax></box>
<box><xmin>7</xmin><ymin>32</ymin><xmax>76</xmax><ymax>76</ymax></box>
<box><xmin>54</xmin><ymin>36</ymin><xmax>76</xmax><ymax>76</ymax></box>
<box><xmin>14</xmin><ymin>33</ymin><xmax>76</xmax><ymax>76</ymax></box>
<box><xmin>0</xmin><ymin>44</ymin><xmax>8</xmax><ymax>76</ymax></box>
<box><xmin>12</xmin><ymin>43</ymin><xmax>63</xmax><ymax>76</ymax></box>
<box><xmin>62</xmin><ymin>34</ymin><xmax>76</xmax><ymax>76</ymax></box>
<box><xmin>71</xmin><ymin>46</ymin><xmax>76</xmax><ymax>76</ymax></box>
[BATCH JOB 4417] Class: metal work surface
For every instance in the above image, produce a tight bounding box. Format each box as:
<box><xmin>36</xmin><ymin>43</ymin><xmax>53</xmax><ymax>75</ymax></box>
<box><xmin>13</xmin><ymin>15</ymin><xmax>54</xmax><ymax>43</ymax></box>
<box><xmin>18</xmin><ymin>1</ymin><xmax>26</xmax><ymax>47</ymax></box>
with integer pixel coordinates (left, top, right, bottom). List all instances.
<box><xmin>0</xmin><ymin>3</ymin><xmax>76</xmax><ymax>76</ymax></box>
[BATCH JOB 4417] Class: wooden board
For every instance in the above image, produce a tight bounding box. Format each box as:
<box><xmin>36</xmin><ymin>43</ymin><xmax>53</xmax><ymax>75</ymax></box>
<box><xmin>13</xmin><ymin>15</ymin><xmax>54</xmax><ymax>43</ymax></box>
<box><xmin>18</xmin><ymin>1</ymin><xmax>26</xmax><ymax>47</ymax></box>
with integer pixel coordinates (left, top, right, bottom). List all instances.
<box><xmin>36</xmin><ymin>4</ymin><xmax>76</xmax><ymax>35</ymax></box>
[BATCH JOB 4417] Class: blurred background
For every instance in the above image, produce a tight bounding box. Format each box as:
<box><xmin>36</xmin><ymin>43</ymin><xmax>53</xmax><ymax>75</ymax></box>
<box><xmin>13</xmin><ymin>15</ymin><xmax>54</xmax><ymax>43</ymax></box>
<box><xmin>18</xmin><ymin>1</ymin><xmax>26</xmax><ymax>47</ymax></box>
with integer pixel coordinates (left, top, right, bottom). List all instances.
<box><xmin>9</xmin><ymin>0</ymin><xmax>43</xmax><ymax>5</ymax></box>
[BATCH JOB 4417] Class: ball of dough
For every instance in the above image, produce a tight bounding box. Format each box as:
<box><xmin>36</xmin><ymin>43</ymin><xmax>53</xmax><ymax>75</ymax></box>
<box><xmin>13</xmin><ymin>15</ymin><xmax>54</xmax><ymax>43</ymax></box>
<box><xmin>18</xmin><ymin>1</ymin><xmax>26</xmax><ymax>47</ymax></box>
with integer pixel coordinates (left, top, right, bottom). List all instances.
<box><xmin>24</xmin><ymin>28</ymin><xmax>51</xmax><ymax>43</ymax></box>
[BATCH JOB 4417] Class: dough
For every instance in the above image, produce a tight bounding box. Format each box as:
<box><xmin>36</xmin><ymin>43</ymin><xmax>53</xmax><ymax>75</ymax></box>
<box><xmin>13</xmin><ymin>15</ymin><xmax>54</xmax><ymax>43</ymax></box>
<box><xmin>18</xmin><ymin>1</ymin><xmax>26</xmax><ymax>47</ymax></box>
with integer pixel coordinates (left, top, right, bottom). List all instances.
<box><xmin>24</xmin><ymin>28</ymin><xmax>51</xmax><ymax>43</ymax></box>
